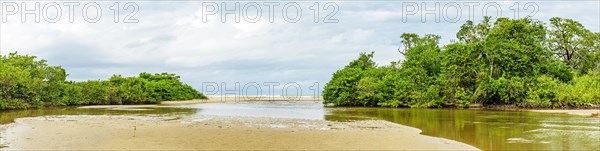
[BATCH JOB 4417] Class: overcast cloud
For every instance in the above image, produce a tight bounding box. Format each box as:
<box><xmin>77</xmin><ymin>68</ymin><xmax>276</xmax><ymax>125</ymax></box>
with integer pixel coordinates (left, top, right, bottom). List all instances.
<box><xmin>1</xmin><ymin>1</ymin><xmax>598</xmax><ymax>96</ymax></box>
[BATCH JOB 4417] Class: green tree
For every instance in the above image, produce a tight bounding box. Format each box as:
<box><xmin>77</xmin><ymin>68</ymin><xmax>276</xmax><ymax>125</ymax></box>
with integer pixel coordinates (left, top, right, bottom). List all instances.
<box><xmin>547</xmin><ymin>17</ymin><xmax>600</xmax><ymax>74</ymax></box>
<box><xmin>441</xmin><ymin>43</ymin><xmax>479</xmax><ymax>106</ymax></box>
<box><xmin>0</xmin><ymin>53</ymin><xmax>206</xmax><ymax>110</ymax></box>
<box><xmin>323</xmin><ymin>52</ymin><xmax>375</xmax><ymax>106</ymax></box>
<box><xmin>525</xmin><ymin>75</ymin><xmax>561</xmax><ymax>107</ymax></box>
<box><xmin>398</xmin><ymin>33</ymin><xmax>445</xmax><ymax>108</ymax></box>
<box><xmin>323</xmin><ymin>17</ymin><xmax>599</xmax><ymax>108</ymax></box>
<box><xmin>0</xmin><ymin>53</ymin><xmax>66</xmax><ymax>108</ymax></box>
<box><xmin>485</xmin><ymin>18</ymin><xmax>548</xmax><ymax>78</ymax></box>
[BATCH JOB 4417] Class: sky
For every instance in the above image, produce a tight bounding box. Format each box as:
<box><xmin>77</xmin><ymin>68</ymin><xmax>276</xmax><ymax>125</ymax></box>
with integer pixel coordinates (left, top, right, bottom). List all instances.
<box><xmin>1</xmin><ymin>0</ymin><xmax>599</xmax><ymax>96</ymax></box>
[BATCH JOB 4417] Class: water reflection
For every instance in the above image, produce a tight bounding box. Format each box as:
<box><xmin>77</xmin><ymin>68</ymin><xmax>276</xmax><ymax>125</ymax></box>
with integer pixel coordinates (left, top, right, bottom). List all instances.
<box><xmin>325</xmin><ymin>108</ymin><xmax>600</xmax><ymax>151</ymax></box>
<box><xmin>0</xmin><ymin>106</ymin><xmax>196</xmax><ymax>124</ymax></box>
<box><xmin>1</xmin><ymin>102</ymin><xmax>598</xmax><ymax>151</ymax></box>
<box><xmin>189</xmin><ymin>101</ymin><xmax>325</xmax><ymax>120</ymax></box>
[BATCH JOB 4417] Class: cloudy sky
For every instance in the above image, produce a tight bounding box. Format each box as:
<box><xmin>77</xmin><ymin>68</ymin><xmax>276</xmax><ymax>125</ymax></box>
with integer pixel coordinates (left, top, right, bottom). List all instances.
<box><xmin>1</xmin><ymin>0</ymin><xmax>598</xmax><ymax>96</ymax></box>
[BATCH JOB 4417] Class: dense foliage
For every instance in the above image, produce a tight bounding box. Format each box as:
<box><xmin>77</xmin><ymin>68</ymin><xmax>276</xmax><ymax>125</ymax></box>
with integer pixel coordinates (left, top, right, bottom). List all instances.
<box><xmin>0</xmin><ymin>53</ymin><xmax>207</xmax><ymax>110</ymax></box>
<box><xmin>323</xmin><ymin>17</ymin><xmax>600</xmax><ymax>108</ymax></box>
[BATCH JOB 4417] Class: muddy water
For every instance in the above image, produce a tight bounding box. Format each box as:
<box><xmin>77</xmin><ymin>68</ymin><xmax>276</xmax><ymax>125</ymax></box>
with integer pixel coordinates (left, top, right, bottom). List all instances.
<box><xmin>326</xmin><ymin>107</ymin><xmax>600</xmax><ymax>151</ymax></box>
<box><xmin>1</xmin><ymin>102</ymin><xmax>598</xmax><ymax>150</ymax></box>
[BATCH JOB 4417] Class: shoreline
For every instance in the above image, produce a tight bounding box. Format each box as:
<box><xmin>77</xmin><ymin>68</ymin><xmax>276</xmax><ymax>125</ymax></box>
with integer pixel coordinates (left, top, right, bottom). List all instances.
<box><xmin>2</xmin><ymin>101</ymin><xmax>599</xmax><ymax>150</ymax></box>
<box><xmin>160</xmin><ymin>96</ymin><xmax>322</xmax><ymax>105</ymax></box>
<box><xmin>529</xmin><ymin>109</ymin><xmax>600</xmax><ymax>117</ymax></box>
<box><xmin>0</xmin><ymin>114</ymin><xmax>480</xmax><ymax>150</ymax></box>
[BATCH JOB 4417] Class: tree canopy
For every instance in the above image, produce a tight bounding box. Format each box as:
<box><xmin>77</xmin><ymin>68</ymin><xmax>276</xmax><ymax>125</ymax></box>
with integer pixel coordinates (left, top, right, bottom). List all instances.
<box><xmin>323</xmin><ymin>17</ymin><xmax>600</xmax><ymax>108</ymax></box>
<box><xmin>0</xmin><ymin>53</ymin><xmax>207</xmax><ymax>110</ymax></box>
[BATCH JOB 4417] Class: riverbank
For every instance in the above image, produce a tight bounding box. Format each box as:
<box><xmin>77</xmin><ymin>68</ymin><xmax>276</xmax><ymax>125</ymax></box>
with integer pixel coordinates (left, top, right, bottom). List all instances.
<box><xmin>160</xmin><ymin>96</ymin><xmax>322</xmax><ymax>105</ymax></box>
<box><xmin>529</xmin><ymin>109</ymin><xmax>600</xmax><ymax>117</ymax></box>
<box><xmin>0</xmin><ymin>114</ymin><xmax>479</xmax><ymax>150</ymax></box>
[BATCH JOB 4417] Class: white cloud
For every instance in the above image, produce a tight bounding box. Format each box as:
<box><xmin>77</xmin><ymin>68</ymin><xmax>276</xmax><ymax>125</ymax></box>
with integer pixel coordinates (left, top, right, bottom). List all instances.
<box><xmin>1</xmin><ymin>1</ymin><xmax>598</xmax><ymax>95</ymax></box>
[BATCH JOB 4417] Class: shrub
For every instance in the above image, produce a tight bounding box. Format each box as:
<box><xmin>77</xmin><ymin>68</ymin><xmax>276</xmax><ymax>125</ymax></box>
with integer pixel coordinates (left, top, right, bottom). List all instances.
<box><xmin>1</xmin><ymin>53</ymin><xmax>207</xmax><ymax>110</ymax></box>
<box><xmin>409</xmin><ymin>85</ymin><xmax>444</xmax><ymax>108</ymax></box>
<box><xmin>454</xmin><ymin>87</ymin><xmax>472</xmax><ymax>107</ymax></box>
<box><xmin>481</xmin><ymin>77</ymin><xmax>526</xmax><ymax>105</ymax></box>
<box><xmin>557</xmin><ymin>72</ymin><xmax>600</xmax><ymax>106</ymax></box>
<box><xmin>0</xmin><ymin>98</ymin><xmax>30</xmax><ymax>110</ymax></box>
<box><xmin>524</xmin><ymin>75</ymin><xmax>560</xmax><ymax>107</ymax></box>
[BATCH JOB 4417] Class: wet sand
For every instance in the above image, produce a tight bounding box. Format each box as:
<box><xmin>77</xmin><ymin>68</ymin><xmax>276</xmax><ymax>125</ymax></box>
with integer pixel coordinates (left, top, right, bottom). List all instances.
<box><xmin>529</xmin><ymin>109</ymin><xmax>600</xmax><ymax>117</ymax></box>
<box><xmin>0</xmin><ymin>114</ymin><xmax>479</xmax><ymax>150</ymax></box>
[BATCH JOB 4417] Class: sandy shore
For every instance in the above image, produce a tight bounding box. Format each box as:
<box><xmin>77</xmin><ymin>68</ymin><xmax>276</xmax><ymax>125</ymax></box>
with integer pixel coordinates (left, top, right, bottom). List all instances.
<box><xmin>161</xmin><ymin>96</ymin><xmax>323</xmax><ymax>105</ymax></box>
<box><xmin>0</xmin><ymin>114</ymin><xmax>479</xmax><ymax>150</ymax></box>
<box><xmin>529</xmin><ymin>109</ymin><xmax>600</xmax><ymax>117</ymax></box>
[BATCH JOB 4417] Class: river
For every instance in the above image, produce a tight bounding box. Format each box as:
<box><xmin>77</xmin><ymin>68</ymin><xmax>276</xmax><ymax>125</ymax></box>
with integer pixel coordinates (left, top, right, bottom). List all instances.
<box><xmin>1</xmin><ymin>101</ymin><xmax>598</xmax><ymax>150</ymax></box>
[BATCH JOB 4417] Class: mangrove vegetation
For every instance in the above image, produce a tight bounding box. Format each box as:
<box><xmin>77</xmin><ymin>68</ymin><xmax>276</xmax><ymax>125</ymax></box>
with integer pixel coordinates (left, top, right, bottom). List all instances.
<box><xmin>0</xmin><ymin>53</ymin><xmax>207</xmax><ymax>110</ymax></box>
<box><xmin>323</xmin><ymin>17</ymin><xmax>600</xmax><ymax>108</ymax></box>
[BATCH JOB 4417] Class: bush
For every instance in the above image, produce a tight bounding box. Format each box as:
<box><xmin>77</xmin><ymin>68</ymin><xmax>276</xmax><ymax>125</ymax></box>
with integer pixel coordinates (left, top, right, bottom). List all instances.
<box><xmin>356</xmin><ymin>76</ymin><xmax>379</xmax><ymax>106</ymax></box>
<box><xmin>323</xmin><ymin>67</ymin><xmax>365</xmax><ymax>106</ymax></box>
<box><xmin>0</xmin><ymin>98</ymin><xmax>30</xmax><ymax>110</ymax></box>
<box><xmin>408</xmin><ymin>85</ymin><xmax>444</xmax><ymax>108</ymax></box>
<box><xmin>542</xmin><ymin>59</ymin><xmax>574</xmax><ymax>82</ymax></box>
<box><xmin>79</xmin><ymin>81</ymin><xmax>110</xmax><ymax>105</ymax></box>
<box><xmin>524</xmin><ymin>75</ymin><xmax>560</xmax><ymax>107</ymax></box>
<box><xmin>60</xmin><ymin>83</ymin><xmax>84</xmax><ymax>106</ymax></box>
<box><xmin>323</xmin><ymin>53</ymin><xmax>375</xmax><ymax>106</ymax></box>
<box><xmin>477</xmin><ymin>77</ymin><xmax>526</xmax><ymax>105</ymax></box>
<box><xmin>454</xmin><ymin>87</ymin><xmax>472</xmax><ymax>107</ymax></box>
<box><xmin>1</xmin><ymin>53</ymin><xmax>207</xmax><ymax>110</ymax></box>
<box><xmin>557</xmin><ymin>72</ymin><xmax>600</xmax><ymax>106</ymax></box>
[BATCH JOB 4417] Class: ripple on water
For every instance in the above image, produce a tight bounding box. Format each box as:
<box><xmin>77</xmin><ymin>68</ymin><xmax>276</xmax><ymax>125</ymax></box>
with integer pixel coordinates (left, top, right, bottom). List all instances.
<box><xmin>507</xmin><ymin>138</ymin><xmax>534</xmax><ymax>143</ymax></box>
<box><xmin>539</xmin><ymin>123</ymin><xmax>600</xmax><ymax>131</ymax></box>
<box><xmin>526</xmin><ymin>128</ymin><xmax>600</xmax><ymax>143</ymax></box>
<box><xmin>540</xmin><ymin>118</ymin><xmax>600</xmax><ymax>125</ymax></box>
<box><xmin>538</xmin><ymin>141</ymin><xmax>551</xmax><ymax>144</ymax></box>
